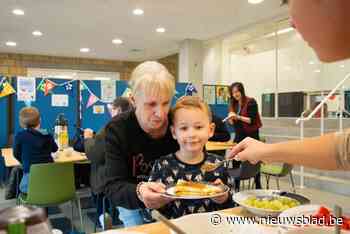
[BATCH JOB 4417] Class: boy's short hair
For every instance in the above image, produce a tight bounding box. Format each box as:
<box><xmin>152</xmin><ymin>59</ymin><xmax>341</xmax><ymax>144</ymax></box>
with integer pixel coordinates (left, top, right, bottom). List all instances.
<box><xmin>19</xmin><ymin>107</ymin><xmax>40</xmax><ymax>128</ymax></box>
<box><xmin>171</xmin><ymin>96</ymin><xmax>212</xmax><ymax>123</ymax></box>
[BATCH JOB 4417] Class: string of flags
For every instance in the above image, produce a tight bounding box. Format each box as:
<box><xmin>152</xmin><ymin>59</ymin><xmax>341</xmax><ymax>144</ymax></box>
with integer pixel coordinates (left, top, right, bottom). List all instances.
<box><xmin>0</xmin><ymin>76</ymin><xmax>16</xmax><ymax>98</ymax></box>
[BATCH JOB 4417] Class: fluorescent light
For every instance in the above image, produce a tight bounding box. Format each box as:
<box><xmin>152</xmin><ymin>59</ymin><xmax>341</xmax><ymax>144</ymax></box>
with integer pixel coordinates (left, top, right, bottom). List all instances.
<box><xmin>309</xmin><ymin>61</ymin><xmax>315</xmax><ymax>65</ymax></box>
<box><xmin>248</xmin><ymin>0</ymin><xmax>264</xmax><ymax>4</ymax></box>
<box><xmin>133</xmin><ymin>8</ymin><xmax>144</xmax><ymax>15</ymax></box>
<box><xmin>5</xmin><ymin>41</ymin><xmax>17</xmax><ymax>47</ymax></box>
<box><xmin>80</xmin><ymin>48</ymin><xmax>90</xmax><ymax>53</ymax></box>
<box><xmin>263</xmin><ymin>27</ymin><xmax>294</xmax><ymax>38</ymax></box>
<box><xmin>112</xmin><ymin>38</ymin><xmax>123</xmax><ymax>44</ymax></box>
<box><xmin>156</xmin><ymin>27</ymin><xmax>166</xmax><ymax>33</ymax></box>
<box><xmin>32</xmin><ymin>30</ymin><xmax>43</xmax><ymax>36</ymax></box>
<box><xmin>12</xmin><ymin>9</ymin><xmax>24</xmax><ymax>15</ymax></box>
<box><xmin>314</xmin><ymin>69</ymin><xmax>321</xmax><ymax>73</ymax></box>
<box><xmin>340</xmin><ymin>64</ymin><xmax>345</xmax><ymax>68</ymax></box>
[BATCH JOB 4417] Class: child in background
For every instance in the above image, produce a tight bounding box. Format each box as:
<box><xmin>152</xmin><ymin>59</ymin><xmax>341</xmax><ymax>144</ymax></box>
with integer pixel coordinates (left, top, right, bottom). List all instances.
<box><xmin>13</xmin><ymin>107</ymin><xmax>58</xmax><ymax>193</ymax></box>
<box><xmin>148</xmin><ymin>96</ymin><xmax>234</xmax><ymax>219</ymax></box>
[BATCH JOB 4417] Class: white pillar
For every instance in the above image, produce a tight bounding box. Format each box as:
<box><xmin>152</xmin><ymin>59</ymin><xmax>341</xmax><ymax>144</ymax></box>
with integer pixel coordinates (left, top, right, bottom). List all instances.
<box><xmin>179</xmin><ymin>39</ymin><xmax>204</xmax><ymax>98</ymax></box>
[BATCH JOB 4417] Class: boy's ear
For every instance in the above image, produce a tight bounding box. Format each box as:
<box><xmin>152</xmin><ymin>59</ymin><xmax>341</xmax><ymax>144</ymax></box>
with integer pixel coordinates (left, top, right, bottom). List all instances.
<box><xmin>208</xmin><ymin>122</ymin><xmax>215</xmax><ymax>138</ymax></box>
<box><xmin>170</xmin><ymin>125</ymin><xmax>177</xmax><ymax>140</ymax></box>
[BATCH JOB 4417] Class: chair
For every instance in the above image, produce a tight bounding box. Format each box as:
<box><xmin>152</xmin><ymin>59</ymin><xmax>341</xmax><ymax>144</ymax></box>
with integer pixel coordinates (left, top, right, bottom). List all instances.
<box><xmin>17</xmin><ymin>162</ymin><xmax>84</xmax><ymax>232</ymax></box>
<box><xmin>228</xmin><ymin>161</ymin><xmax>261</xmax><ymax>191</ymax></box>
<box><xmin>260</xmin><ymin>163</ymin><xmax>296</xmax><ymax>193</ymax></box>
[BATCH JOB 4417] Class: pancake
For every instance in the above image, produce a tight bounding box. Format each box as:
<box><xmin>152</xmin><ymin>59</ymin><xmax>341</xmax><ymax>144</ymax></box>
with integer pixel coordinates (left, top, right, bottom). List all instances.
<box><xmin>173</xmin><ymin>180</ymin><xmax>222</xmax><ymax>196</ymax></box>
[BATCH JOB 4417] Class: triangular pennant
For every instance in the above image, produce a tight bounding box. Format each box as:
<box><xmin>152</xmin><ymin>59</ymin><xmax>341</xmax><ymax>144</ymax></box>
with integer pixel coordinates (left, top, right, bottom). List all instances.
<box><xmin>80</xmin><ymin>81</ymin><xmax>88</xmax><ymax>91</ymax></box>
<box><xmin>37</xmin><ymin>79</ymin><xmax>46</xmax><ymax>92</ymax></box>
<box><xmin>44</xmin><ymin>80</ymin><xmax>56</xmax><ymax>96</ymax></box>
<box><xmin>122</xmin><ymin>87</ymin><xmax>132</xmax><ymax>98</ymax></box>
<box><xmin>0</xmin><ymin>81</ymin><xmax>16</xmax><ymax>98</ymax></box>
<box><xmin>86</xmin><ymin>93</ymin><xmax>99</xmax><ymax>108</ymax></box>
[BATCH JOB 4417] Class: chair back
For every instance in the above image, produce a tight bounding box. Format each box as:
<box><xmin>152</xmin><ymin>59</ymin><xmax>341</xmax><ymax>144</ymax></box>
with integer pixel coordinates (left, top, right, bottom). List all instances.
<box><xmin>237</xmin><ymin>161</ymin><xmax>260</xmax><ymax>180</ymax></box>
<box><xmin>260</xmin><ymin>163</ymin><xmax>293</xmax><ymax>177</ymax></box>
<box><xmin>26</xmin><ymin>162</ymin><xmax>76</xmax><ymax>206</ymax></box>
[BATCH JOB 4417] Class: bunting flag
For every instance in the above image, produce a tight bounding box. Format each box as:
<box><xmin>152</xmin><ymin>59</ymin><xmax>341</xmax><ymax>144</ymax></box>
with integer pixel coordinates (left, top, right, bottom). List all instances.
<box><xmin>37</xmin><ymin>78</ymin><xmax>46</xmax><ymax>92</ymax></box>
<box><xmin>44</xmin><ymin>80</ymin><xmax>56</xmax><ymax>96</ymax></box>
<box><xmin>185</xmin><ymin>83</ymin><xmax>197</xmax><ymax>96</ymax></box>
<box><xmin>0</xmin><ymin>81</ymin><xmax>16</xmax><ymax>98</ymax></box>
<box><xmin>80</xmin><ymin>81</ymin><xmax>88</xmax><ymax>91</ymax></box>
<box><xmin>122</xmin><ymin>87</ymin><xmax>132</xmax><ymax>98</ymax></box>
<box><xmin>86</xmin><ymin>93</ymin><xmax>99</xmax><ymax>108</ymax></box>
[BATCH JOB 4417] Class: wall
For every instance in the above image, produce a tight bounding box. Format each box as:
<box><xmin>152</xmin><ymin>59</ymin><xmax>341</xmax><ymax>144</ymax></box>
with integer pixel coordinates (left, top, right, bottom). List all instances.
<box><xmin>0</xmin><ymin>53</ymin><xmax>178</xmax><ymax>80</ymax></box>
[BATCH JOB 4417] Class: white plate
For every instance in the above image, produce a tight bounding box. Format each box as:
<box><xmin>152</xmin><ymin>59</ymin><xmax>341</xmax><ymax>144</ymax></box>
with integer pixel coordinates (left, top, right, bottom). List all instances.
<box><xmin>233</xmin><ymin>190</ymin><xmax>309</xmax><ymax>217</ymax></box>
<box><xmin>278</xmin><ymin>204</ymin><xmax>350</xmax><ymax>233</ymax></box>
<box><xmin>162</xmin><ymin>184</ymin><xmax>229</xmax><ymax>199</ymax></box>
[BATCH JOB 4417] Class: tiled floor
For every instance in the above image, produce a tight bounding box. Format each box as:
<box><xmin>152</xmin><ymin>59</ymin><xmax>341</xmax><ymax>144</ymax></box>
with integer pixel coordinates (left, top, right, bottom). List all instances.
<box><xmin>0</xmin><ymin>178</ymin><xmax>349</xmax><ymax>234</ymax></box>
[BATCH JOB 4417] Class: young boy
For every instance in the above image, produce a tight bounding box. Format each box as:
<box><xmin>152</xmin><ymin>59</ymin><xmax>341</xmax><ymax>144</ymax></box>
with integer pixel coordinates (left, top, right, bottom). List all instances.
<box><xmin>13</xmin><ymin>107</ymin><xmax>58</xmax><ymax>193</ymax></box>
<box><xmin>148</xmin><ymin>96</ymin><xmax>234</xmax><ymax>219</ymax></box>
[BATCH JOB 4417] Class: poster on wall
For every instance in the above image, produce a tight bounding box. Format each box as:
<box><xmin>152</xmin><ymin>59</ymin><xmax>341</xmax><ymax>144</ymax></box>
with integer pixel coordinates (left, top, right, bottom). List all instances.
<box><xmin>203</xmin><ymin>85</ymin><xmax>216</xmax><ymax>105</ymax></box>
<box><xmin>216</xmin><ymin>85</ymin><xmax>230</xmax><ymax>104</ymax></box>
<box><xmin>101</xmin><ymin>80</ymin><xmax>116</xmax><ymax>103</ymax></box>
<box><xmin>17</xmin><ymin>77</ymin><xmax>36</xmax><ymax>101</ymax></box>
<box><xmin>51</xmin><ymin>94</ymin><xmax>69</xmax><ymax>107</ymax></box>
<box><xmin>93</xmin><ymin>105</ymin><xmax>105</xmax><ymax>114</ymax></box>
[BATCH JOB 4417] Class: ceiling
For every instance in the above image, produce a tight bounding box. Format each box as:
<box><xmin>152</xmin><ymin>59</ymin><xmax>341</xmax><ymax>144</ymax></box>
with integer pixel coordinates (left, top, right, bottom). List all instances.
<box><xmin>0</xmin><ymin>0</ymin><xmax>287</xmax><ymax>61</ymax></box>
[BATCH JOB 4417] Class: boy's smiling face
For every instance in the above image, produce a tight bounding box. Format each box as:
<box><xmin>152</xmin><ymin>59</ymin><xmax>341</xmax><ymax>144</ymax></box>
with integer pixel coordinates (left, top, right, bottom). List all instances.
<box><xmin>171</xmin><ymin>107</ymin><xmax>215</xmax><ymax>156</ymax></box>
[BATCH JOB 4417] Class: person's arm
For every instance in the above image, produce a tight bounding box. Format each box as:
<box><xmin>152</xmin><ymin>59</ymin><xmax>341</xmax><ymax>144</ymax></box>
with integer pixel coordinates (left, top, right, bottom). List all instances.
<box><xmin>210</xmin><ymin>115</ymin><xmax>231</xmax><ymax>142</ymax></box>
<box><xmin>104</xmin><ymin>123</ymin><xmax>142</xmax><ymax>209</ymax></box>
<box><xmin>49</xmin><ymin>134</ymin><xmax>58</xmax><ymax>153</ymax></box>
<box><xmin>13</xmin><ymin>134</ymin><xmax>22</xmax><ymax>162</ymax></box>
<box><xmin>237</xmin><ymin>100</ymin><xmax>258</xmax><ymax>125</ymax></box>
<box><xmin>227</xmin><ymin>133</ymin><xmax>340</xmax><ymax>170</ymax></box>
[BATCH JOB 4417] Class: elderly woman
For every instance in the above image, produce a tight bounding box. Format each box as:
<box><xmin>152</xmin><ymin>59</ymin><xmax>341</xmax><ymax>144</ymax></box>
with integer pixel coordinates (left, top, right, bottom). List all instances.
<box><xmin>104</xmin><ymin>61</ymin><xmax>178</xmax><ymax>227</ymax></box>
<box><xmin>227</xmin><ymin>0</ymin><xmax>350</xmax><ymax>171</ymax></box>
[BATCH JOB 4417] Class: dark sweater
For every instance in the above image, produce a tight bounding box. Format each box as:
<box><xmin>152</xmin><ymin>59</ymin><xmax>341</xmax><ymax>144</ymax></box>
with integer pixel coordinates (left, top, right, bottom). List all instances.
<box><xmin>104</xmin><ymin>111</ymin><xmax>179</xmax><ymax>209</ymax></box>
<box><xmin>149</xmin><ymin>153</ymin><xmax>234</xmax><ymax>219</ymax></box>
<box><xmin>13</xmin><ymin>128</ymin><xmax>58</xmax><ymax>173</ymax></box>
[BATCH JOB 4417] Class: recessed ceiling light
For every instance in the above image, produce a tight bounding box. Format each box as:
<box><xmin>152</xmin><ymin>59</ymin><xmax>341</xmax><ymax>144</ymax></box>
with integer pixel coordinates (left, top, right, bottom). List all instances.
<box><xmin>156</xmin><ymin>27</ymin><xmax>166</xmax><ymax>33</ymax></box>
<box><xmin>133</xmin><ymin>8</ymin><xmax>144</xmax><ymax>15</ymax></box>
<box><xmin>112</xmin><ymin>38</ymin><xmax>123</xmax><ymax>44</ymax></box>
<box><xmin>5</xmin><ymin>41</ymin><xmax>17</xmax><ymax>47</ymax></box>
<box><xmin>248</xmin><ymin>0</ymin><xmax>264</xmax><ymax>4</ymax></box>
<box><xmin>12</xmin><ymin>9</ymin><xmax>24</xmax><ymax>15</ymax></box>
<box><xmin>80</xmin><ymin>48</ymin><xmax>90</xmax><ymax>53</ymax></box>
<box><xmin>32</xmin><ymin>30</ymin><xmax>43</xmax><ymax>37</ymax></box>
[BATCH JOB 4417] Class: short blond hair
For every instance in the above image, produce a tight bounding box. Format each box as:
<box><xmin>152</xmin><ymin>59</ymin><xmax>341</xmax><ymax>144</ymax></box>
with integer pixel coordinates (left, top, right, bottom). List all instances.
<box><xmin>19</xmin><ymin>107</ymin><xmax>40</xmax><ymax>128</ymax></box>
<box><xmin>171</xmin><ymin>96</ymin><xmax>212</xmax><ymax>123</ymax></box>
<box><xmin>129</xmin><ymin>61</ymin><xmax>175</xmax><ymax>98</ymax></box>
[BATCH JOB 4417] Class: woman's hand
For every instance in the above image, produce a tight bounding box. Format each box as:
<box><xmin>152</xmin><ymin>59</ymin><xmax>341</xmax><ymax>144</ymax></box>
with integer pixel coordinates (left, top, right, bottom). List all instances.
<box><xmin>139</xmin><ymin>182</ymin><xmax>174</xmax><ymax>209</ymax></box>
<box><xmin>226</xmin><ymin>137</ymin><xmax>269</xmax><ymax>164</ymax></box>
<box><xmin>210</xmin><ymin>179</ymin><xmax>229</xmax><ymax>204</ymax></box>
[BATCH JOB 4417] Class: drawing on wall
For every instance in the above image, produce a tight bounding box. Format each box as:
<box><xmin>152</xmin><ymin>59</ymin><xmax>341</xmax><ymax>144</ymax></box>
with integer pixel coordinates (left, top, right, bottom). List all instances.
<box><xmin>203</xmin><ymin>85</ymin><xmax>216</xmax><ymax>105</ymax></box>
<box><xmin>216</xmin><ymin>85</ymin><xmax>230</xmax><ymax>104</ymax></box>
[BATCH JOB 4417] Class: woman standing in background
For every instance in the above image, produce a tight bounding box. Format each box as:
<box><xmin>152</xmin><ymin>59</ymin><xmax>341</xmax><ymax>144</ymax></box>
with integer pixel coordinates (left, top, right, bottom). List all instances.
<box><xmin>227</xmin><ymin>82</ymin><xmax>262</xmax><ymax>190</ymax></box>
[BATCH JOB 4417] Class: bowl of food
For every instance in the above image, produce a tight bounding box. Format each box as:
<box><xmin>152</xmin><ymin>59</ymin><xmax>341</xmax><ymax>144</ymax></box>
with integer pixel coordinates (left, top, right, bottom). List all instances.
<box><xmin>233</xmin><ymin>190</ymin><xmax>309</xmax><ymax>217</ymax></box>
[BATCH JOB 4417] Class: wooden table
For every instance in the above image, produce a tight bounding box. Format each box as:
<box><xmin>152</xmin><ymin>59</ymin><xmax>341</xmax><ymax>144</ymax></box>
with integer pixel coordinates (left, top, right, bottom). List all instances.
<box><xmin>1</xmin><ymin>147</ymin><xmax>88</xmax><ymax>167</ymax></box>
<box><xmin>206</xmin><ymin>140</ymin><xmax>236</xmax><ymax>151</ymax></box>
<box><xmin>95</xmin><ymin>207</ymin><xmax>268</xmax><ymax>234</ymax></box>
